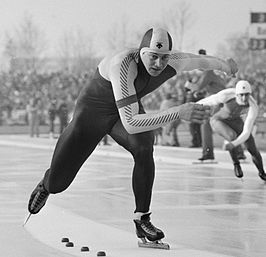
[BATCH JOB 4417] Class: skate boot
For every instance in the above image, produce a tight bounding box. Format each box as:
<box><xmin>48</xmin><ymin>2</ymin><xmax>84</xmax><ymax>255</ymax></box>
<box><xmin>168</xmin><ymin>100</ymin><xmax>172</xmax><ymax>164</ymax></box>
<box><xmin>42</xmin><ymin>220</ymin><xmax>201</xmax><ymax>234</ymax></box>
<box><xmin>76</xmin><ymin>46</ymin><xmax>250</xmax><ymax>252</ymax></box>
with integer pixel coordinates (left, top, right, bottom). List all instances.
<box><xmin>198</xmin><ymin>154</ymin><xmax>215</xmax><ymax>161</ymax></box>
<box><xmin>196</xmin><ymin>153</ymin><xmax>216</xmax><ymax>164</ymax></box>
<box><xmin>234</xmin><ymin>163</ymin><xmax>243</xmax><ymax>178</ymax></box>
<box><xmin>28</xmin><ymin>180</ymin><xmax>49</xmax><ymax>214</ymax></box>
<box><xmin>198</xmin><ymin>148</ymin><xmax>215</xmax><ymax>162</ymax></box>
<box><xmin>134</xmin><ymin>213</ymin><xmax>169</xmax><ymax>249</ymax></box>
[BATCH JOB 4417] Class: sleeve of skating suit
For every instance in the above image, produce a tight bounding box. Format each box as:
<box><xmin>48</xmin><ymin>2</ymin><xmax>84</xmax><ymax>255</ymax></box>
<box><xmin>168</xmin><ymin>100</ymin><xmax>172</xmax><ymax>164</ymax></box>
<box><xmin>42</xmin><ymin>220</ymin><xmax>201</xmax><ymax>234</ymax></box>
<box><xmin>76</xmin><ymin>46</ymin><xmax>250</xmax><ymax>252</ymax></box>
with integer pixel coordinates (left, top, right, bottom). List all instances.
<box><xmin>197</xmin><ymin>88</ymin><xmax>235</xmax><ymax>106</ymax></box>
<box><xmin>109</xmin><ymin>50</ymin><xmax>180</xmax><ymax>134</ymax></box>
<box><xmin>231</xmin><ymin>96</ymin><xmax>259</xmax><ymax>147</ymax></box>
<box><xmin>196</xmin><ymin>88</ymin><xmax>235</xmax><ymax>116</ymax></box>
<box><xmin>168</xmin><ymin>52</ymin><xmax>233</xmax><ymax>75</ymax></box>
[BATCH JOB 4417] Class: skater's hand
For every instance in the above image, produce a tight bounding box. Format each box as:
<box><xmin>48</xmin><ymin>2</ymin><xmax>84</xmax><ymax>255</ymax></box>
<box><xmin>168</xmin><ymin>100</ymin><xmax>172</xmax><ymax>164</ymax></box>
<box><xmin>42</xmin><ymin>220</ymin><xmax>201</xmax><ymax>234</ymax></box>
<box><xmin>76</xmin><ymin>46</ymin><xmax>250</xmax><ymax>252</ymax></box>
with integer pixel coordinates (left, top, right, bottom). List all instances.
<box><xmin>178</xmin><ymin>103</ymin><xmax>211</xmax><ymax>124</ymax></box>
<box><xmin>226</xmin><ymin>58</ymin><xmax>238</xmax><ymax>76</ymax></box>
<box><xmin>224</xmin><ymin>142</ymin><xmax>235</xmax><ymax>151</ymax></box>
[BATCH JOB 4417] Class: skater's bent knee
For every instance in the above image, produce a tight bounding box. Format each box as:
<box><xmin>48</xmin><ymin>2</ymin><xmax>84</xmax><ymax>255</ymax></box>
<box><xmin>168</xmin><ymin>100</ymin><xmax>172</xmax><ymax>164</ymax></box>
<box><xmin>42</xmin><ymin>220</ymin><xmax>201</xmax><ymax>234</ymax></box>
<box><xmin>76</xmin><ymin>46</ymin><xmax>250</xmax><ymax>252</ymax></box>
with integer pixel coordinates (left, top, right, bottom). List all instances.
<box><xmin>227</xmin><ymin>130</ymin><xmax>237</xmax><ymax>141</ymax></box>
<box><xmin>132</xmin><ymin>144</ymin><xmax>153</xmax><ymax>159</ymax></box>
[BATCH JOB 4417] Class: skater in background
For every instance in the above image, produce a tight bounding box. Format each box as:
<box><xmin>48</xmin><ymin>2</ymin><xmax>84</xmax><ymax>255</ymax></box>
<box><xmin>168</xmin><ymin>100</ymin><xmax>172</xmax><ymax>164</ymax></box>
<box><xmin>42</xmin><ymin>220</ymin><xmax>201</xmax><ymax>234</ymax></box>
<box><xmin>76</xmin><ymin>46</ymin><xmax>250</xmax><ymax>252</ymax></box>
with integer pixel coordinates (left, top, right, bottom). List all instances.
<box><xmin>195</xmin><ymin>49</ymin><xmax>245</xmax><ymax>161</ymax></box>
<box><xmin>198</xmin><ymin>80</ymin><xmax>266</xmax><ymax>181</ymax></box>
<box><xmin>27</xmin><ymin>27</ymin><xmax>238</xmax><ymax>244</ymax></box>
<box><xmin>196</xmin><ymin>49</ymin><xmax>223</xmax><ymax>160</ymax></box>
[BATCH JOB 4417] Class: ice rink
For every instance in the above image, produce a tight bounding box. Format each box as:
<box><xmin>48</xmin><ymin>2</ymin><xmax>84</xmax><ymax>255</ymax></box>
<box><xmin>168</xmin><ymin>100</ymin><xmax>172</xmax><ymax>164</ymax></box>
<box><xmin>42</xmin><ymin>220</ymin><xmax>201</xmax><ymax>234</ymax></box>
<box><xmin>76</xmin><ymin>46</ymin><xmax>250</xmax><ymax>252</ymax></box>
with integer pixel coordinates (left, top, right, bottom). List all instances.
<box><xmin>1</xmin><ymin>135</ymin><xmax>266</xmax><ymax>257</ymax></box>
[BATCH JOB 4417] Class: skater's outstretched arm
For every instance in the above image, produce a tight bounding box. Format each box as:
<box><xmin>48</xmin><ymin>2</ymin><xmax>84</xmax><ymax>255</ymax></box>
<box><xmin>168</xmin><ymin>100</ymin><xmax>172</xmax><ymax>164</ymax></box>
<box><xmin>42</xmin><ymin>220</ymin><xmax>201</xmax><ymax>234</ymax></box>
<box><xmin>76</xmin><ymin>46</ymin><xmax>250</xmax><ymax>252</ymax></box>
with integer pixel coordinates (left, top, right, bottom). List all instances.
<box><xmin>168</xmin><ymin>52</ymin><xmax>238</xmax><ymax>76</ymax></box>
<box><xmin>197</xmin><ymin>88</ymin><xmax>235</xmax><ymax>106</ymax></box>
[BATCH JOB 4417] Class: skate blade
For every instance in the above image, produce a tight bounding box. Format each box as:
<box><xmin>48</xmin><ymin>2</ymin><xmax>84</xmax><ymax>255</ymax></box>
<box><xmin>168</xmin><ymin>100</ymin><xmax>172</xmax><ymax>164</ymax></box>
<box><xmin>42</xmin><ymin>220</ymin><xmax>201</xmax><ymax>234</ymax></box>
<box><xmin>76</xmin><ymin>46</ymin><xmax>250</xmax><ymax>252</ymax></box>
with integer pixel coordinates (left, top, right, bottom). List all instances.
<box><xmin>192</xmin><ymin>160</ymin><xmax>218</xmax><ymax>164</ymax></box>
<box><xmin>138</xmin><ymin>240</ymin><xmax>170</xmax><ymax>250</ymax></box>
<box><xmin>23</xmin><ymin>213</ymin><xmax>32</xmax><ymax>227</ymax></box>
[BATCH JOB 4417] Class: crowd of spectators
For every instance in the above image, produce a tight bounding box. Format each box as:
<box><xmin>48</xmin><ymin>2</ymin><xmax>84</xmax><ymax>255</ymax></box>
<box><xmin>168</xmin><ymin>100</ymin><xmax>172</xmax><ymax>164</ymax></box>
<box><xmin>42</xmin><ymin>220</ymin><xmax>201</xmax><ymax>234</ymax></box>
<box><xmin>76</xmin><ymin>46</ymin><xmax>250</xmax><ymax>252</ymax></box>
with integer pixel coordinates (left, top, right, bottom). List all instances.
<box><xmin>0</xmin><ymin>69</ymin><xmax>94</xmax><ymax>127</ymax></box>
<box><xmin>0</xmin><ymin>68</ymin><xmax>265</xmax><ymax>140</ymax></box>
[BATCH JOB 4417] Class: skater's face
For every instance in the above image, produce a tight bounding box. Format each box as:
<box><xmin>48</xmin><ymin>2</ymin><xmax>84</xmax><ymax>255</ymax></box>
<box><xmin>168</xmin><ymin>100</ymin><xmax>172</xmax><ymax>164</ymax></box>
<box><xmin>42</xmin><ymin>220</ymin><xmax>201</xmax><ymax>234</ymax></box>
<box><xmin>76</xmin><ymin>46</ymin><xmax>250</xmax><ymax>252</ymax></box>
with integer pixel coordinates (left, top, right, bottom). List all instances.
<box><xmin>236</xmin><ymin>92</ymin><xmax>250</xmax><ymax>105</ymax></box>
<box><xmin>141</xmin><ymin>51</ymin><xmax>170</xmax><ymax>76</ymax></box>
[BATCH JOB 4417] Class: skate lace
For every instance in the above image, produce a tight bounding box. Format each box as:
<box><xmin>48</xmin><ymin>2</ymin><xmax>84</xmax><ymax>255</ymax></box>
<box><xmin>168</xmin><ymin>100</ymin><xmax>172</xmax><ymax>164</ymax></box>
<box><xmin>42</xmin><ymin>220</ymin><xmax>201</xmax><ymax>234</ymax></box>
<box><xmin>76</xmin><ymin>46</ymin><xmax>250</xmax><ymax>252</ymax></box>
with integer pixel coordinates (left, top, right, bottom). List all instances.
<box><xmin>32</xmin><ymin>189</ymin><xmax>48</xmax><ymax>209</ymax></box>
<box><xmin>141</xmin><ymin>221</ymin><xmax>157</xmax><ymax>235</ymax></box>
<box><xmin>234</xmin><ymin>164</ymin><xmax>242</xmax><ymax>173</ymax></box>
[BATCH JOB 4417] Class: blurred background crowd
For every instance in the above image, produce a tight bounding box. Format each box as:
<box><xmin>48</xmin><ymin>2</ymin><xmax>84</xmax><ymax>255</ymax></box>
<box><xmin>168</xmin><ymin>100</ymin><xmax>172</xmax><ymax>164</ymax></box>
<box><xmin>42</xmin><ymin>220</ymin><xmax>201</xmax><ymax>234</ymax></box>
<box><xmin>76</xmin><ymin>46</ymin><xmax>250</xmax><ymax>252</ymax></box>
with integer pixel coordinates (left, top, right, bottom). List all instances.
<box><xmin>0</xmin><ymin>66</ymin><xmax>265</xmax><ymax>145</ymax></box>
<box><xmin>0</xmin><ymin>70</ymin><xmax>93</xmax><ymax>136</ymax></box>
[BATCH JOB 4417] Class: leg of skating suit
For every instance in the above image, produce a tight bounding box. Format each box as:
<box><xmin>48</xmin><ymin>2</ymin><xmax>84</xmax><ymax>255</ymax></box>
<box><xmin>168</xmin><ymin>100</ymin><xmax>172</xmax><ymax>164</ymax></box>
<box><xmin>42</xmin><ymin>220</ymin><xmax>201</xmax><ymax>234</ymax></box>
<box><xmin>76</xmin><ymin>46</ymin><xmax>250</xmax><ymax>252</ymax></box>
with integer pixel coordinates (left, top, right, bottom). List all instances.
<box><xmin>205</xmin><ymin>118</ymin><xmax>244</xmax><ymax>159</ymax></box>
<box><xmin>42</xmin><ymin>89</ymin><xmax>119</xmax><ymax>193</ymax></box>
<box><xmin>201</xmin><ymin>121</ymin><xmax>214</xmax><ymax>158</ymax></box>
<box><xmin>219</xmin><ymin>118</ymin><xmax>264</xmax><ymax>172</ymax></box>
<box><xmin>210</xmin><ymin>117</ymin><xmax>240</xmax><ymax>164</ymax></box>
<box><xmin>189</xmin><ymin>122</ymin><xmax>202</xmax><ymax>147</ymax></box>
<box><xmin>244</xmin><ymin>134</ymin><xmax>265</xmax><ymax>173</ymax></box>
<box><xmin>110</xmin><ymin>119</ymin><xmax>155</xmax><ymax>213</ymax></box>
<box><xmin>211</xmin><ymin>117</ymin><xmax>264</xmax><ymax>172</ymax></box>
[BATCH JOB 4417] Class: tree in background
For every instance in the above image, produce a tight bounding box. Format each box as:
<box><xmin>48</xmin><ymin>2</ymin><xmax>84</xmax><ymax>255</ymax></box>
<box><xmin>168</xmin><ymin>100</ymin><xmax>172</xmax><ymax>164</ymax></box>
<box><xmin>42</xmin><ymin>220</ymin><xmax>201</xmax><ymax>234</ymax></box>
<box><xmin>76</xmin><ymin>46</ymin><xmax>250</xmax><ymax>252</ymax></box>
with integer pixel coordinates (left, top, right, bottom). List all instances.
<box><xmin>216</xmin><ymin>32</ymin><xmax>266</xmax><ymax>74</ymax></box>
<box><xmin>3</xmin><ymin>13</ymin><xmax>47</xmax><ymax>73</ymax></box>
<box><xmin>103</xmin><ymin>15</ymin><xmax>141</xmax><ymax>55</ymax></box>
<box><xmin>57</xmin><ymin>29</ymin><xmax>98</xmax><ymax>73</ymax></box>
<box><xmin>162</xmin><ymin>1</ymin><xmax>195</xmax><ymax>51</ymax></box>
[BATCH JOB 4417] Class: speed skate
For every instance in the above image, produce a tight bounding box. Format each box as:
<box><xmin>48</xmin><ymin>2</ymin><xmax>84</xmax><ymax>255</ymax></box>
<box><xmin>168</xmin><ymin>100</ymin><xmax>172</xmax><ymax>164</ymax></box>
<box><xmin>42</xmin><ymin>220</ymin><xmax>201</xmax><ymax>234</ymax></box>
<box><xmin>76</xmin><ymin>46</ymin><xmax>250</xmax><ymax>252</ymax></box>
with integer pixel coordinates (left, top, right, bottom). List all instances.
<box><xmin>133</xmin><ymin>213</ymin><xmax>170</xmax><ymax>250</ymax></box>
<box><xmin>138</xmin><ymin>237</ymin><xmax>170</xmax><ymax>250</ymax></box>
